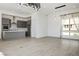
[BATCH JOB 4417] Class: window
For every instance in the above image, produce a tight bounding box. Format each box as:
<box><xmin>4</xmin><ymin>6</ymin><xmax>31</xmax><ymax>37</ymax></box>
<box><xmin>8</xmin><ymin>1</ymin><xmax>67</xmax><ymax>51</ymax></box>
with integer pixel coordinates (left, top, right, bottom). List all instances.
<box><xmin>61</xmin><ymin>13</ymin><xmax>79</xmax><ymax>39</ymax></box>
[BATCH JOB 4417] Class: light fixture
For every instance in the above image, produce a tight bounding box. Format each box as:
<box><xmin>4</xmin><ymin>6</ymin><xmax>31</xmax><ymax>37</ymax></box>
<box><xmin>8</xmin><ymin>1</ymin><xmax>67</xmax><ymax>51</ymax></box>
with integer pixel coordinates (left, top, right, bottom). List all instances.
<box><xmin>19</xmin><ymin>3</ymin><xmax>41</xmax><ymax>11</ymax></box>
<box><xmin>55</xmin><ymin>5</ymin><xmax>66</xmax><ymax>9</ymax></box>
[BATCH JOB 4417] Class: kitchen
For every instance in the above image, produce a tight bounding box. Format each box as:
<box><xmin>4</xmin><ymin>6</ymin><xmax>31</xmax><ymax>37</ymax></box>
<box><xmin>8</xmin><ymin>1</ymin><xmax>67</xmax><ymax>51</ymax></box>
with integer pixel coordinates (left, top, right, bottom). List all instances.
<box><xmin>2</xmin><ymin>14</ymin><xmax>31</xmax><ymax>40</ymax></box>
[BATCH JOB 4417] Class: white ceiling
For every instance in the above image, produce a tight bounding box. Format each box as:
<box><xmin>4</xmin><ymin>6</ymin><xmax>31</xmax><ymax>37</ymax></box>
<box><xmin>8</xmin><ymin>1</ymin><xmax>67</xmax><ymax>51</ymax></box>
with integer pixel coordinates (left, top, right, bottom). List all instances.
<box><xmin>40</xmin><ymin>3</ymin><xmax>79</xmax><ymax>15</ymax></box>
<box><xmin>0</xmin><ymin>3</ymin><xmax>79</xmax><ymax>16</ymax></box>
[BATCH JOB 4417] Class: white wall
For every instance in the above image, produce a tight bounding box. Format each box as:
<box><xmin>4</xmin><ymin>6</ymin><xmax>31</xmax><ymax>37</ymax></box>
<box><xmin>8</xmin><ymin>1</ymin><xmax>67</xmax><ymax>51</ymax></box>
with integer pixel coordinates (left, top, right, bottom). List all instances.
<box><xmin>48</xmin><ymin>13</ymin><xmax>61</xmax><ymax>37</ymax></box>
<box><xmin>48</xmin><ymin>8</ymin><xmax>79</xmax><ymax>37</ymax></box>
<box><xmin>31</xmin><ymin>12</ymin><xmax>48</xmax><ymax>38</ymax></box>
<box><xmin>0</xmin><ymin>12</ymin><xmax>2</xmax><ymax>39</ymax></box>
<box><xmin>31</xmin><ymin>13</ymin><xmax>38</xmax><ymax>37</ymax></box>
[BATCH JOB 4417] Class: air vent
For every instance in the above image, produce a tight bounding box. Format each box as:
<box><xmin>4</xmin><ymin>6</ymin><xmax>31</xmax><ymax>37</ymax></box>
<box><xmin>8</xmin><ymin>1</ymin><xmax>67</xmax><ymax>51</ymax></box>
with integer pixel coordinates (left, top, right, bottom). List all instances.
<box><xmin>55</xmin><ymin>5</ymin><xmax>66</xmax><ymax>9</ymax></box>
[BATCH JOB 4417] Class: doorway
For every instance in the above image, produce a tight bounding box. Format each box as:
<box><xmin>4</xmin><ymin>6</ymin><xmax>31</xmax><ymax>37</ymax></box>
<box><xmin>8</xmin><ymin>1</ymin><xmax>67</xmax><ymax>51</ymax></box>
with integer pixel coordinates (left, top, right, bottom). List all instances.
<box><xmin>61</xmin><ymin>13</ymin><xmax>79</xmax><ymax>40</ymax></box>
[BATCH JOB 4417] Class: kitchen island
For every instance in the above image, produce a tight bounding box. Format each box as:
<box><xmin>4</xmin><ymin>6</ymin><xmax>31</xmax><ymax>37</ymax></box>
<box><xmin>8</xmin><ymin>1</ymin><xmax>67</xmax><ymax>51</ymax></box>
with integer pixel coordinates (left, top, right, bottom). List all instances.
<box><xmin>2</xmin><ymin>30</ymin><xmax>27</xmax><ymax>39</ymax></box>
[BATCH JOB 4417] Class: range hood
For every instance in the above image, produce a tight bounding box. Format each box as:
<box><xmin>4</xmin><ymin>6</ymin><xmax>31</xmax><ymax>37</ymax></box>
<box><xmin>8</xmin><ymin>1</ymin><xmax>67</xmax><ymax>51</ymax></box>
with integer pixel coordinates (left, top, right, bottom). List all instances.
<box><xmin>11</xmin><ymin>16</ymin><xmax>16</xmax><ymax>24</ymax></box>
<box><xmin>10</xmin><ymin>16</ymin><xmax>17</xmax><ymax>30</ymax></box>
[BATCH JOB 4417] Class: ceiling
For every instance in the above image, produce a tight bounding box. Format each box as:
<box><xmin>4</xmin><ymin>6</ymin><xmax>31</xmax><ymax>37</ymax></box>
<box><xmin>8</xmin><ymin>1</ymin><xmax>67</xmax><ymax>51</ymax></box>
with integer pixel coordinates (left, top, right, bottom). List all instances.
<box><xmin>40</xmin><ymin>3</ymin><xmax>79</xmax><ymax>15</ymax></box>
<box><xmin>0</xmin><ymin>3</ymin><xmax>79</xmax><ymax>16</ymax></box>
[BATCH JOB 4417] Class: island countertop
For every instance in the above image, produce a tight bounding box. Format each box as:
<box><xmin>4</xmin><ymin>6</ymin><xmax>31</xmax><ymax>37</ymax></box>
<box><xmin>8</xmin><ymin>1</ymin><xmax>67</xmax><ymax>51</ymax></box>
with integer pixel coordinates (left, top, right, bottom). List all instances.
<box><xmin>3</xmin><ymin>28</ymin><xmax>28</xmax><ymax>32</ymax></box>
<box><xmin>2</xmin><ymin>29</ymin><xmax>28</xmax><ymax>39</ymax></box>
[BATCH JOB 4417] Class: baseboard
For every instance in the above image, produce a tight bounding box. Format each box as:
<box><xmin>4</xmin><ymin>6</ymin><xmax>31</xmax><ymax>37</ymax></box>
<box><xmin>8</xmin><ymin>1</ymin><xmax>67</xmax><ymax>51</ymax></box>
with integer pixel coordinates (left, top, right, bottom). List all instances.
<box><xmin>61</xmin><ymin>37</ymin><xmax>79</xmax><ymax>41</ymax></box>
<box><xmin>35</xmin><ymin>35</ymin><xmax>48</xmax><ymax>38</ymax></box>
<box><xmin>47</xmin><ymin>36</ymin><xmax>61</xmax><ymax>39</ymax></box>
<box><xmin>33</xmin><ymin>36</ymin><xmax>61</xmax><ymax>39</ymax></box>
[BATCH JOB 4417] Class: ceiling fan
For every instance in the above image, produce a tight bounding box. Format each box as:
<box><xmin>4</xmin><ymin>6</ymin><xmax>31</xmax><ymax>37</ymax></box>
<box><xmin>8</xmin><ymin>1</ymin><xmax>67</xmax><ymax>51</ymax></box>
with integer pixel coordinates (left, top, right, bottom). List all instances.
<box><xmin>19</xmin><ymin>3</ymin><xmax>41</xmax><ymax>11</ymax></box>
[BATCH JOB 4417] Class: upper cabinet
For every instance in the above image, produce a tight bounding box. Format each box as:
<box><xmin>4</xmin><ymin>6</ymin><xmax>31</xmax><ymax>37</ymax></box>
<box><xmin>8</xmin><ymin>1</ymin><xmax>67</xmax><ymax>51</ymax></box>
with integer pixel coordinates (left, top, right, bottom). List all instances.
<box><xmin>2</xmin><ymin>18</ymin><xmax>11</xmax><ymax>30</ymax></box>
<box><xmin>17</xmin><ymin>20</ymin><xmax>27</xmax><ymax>28</ymax></box>
<box><xmin>2</xmin><ymin>14</ymin><xmax>31</xmax><ymax>30</ymax></box>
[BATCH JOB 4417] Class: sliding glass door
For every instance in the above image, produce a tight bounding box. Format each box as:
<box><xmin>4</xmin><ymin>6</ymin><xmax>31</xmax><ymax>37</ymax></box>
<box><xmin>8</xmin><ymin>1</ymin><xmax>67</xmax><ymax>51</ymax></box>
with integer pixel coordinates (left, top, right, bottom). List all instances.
<box><xmin>61</xmin><ymin>13</ymin><xmax>79</xmax><ymax>39</ymax></box>
<box><xmin>62</xmin><ymin>15</ymin><xmax>70</xmax><ymax>38</ymax></box>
